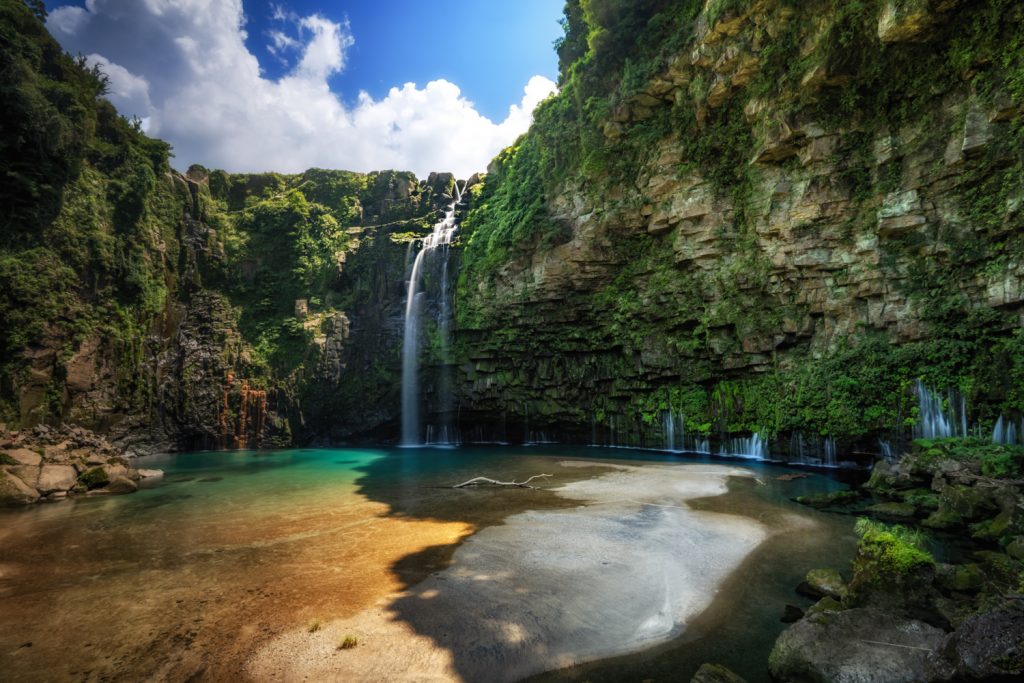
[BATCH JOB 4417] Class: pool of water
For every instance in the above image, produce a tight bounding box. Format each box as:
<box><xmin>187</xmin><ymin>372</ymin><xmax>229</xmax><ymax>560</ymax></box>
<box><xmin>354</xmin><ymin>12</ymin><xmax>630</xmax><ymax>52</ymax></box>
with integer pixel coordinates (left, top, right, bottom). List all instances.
<box><xmin>0</xmin><ymin>445</ymin><xmax>857</xmax><ymax>682</ymax></box>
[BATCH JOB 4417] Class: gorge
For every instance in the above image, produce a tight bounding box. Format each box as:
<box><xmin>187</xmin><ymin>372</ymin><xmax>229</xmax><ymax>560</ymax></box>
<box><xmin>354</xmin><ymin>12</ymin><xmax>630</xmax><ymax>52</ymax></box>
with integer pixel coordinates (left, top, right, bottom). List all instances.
<box><xmin>2</xmin><ymin>0</ymin><xmax>1024</xmax><ymax>681</ymax></box>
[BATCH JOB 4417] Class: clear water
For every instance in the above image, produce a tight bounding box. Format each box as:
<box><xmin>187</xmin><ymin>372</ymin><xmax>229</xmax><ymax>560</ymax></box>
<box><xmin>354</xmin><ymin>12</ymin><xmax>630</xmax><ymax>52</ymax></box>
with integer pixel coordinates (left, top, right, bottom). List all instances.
<box><xmin>0</xmin><ymin>446</ymin><xmax>857</xmax><ymax>682</ymax></box>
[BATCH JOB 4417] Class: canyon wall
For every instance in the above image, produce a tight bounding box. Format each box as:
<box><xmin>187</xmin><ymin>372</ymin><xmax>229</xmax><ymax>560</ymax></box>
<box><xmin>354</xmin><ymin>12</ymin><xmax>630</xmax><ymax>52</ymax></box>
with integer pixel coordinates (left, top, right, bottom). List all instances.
<box><xmin>450</xmin><ymin>0</ymin><xmax>1024</xmax><ymax>459</ymax></box>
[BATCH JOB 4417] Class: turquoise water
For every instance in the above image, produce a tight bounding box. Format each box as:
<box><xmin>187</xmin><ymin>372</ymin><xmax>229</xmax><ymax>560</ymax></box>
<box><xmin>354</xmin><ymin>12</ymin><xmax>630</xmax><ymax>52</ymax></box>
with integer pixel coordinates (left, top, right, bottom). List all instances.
<box><xmin>0</xmin><ymin>446</ymin><xmax>857</xmax><ymax>682</ymax></box>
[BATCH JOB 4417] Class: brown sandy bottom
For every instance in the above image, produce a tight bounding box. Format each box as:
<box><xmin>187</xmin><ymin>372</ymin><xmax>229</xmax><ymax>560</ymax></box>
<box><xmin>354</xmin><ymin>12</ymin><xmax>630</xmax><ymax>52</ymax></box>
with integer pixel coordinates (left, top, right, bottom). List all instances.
<box><xmin>0</xmin><ymin>482</ymin><xmax>471</xmax><ymax>681</ymax></box>
<box><xmin>248</xmin><ymin>462</ymin><xmax>813</xmax><ymax>682</ymax></box>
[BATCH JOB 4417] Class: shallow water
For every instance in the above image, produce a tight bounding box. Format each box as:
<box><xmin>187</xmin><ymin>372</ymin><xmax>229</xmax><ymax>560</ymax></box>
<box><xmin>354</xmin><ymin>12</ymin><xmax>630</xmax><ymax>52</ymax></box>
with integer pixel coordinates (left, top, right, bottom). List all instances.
<box><xmin>0</xmin><ymin>446</ymin><xmax>857</xmax><ymax>682</ymax></box>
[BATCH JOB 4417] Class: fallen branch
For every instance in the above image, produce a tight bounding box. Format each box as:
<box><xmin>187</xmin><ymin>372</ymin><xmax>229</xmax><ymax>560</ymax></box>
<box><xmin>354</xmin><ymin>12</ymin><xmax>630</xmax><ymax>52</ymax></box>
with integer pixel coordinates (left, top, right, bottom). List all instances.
<box><xmin>451</xmin><ymin>474</ymin><xmax>552</xmax><ymax>489</ymax></box>
<box><xmin>858</xmin><ymin>640</ymin><xmax>935</xmax><ymax>652</ymax></box>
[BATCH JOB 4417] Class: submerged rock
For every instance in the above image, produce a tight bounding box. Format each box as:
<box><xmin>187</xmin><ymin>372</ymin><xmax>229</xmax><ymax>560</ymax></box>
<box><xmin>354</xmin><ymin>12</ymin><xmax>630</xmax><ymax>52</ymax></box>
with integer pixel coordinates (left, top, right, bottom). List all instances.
<box><xmin>769</xmin><ymin>608</ymin><xmax>945</xmax><ymax>683</ymax></box>
<box><xmin>690</xmin><ymin>662</ymin><xmax>748</xmax><ymax>683</ymax></box>
<box><xmin>799</xmin><ymin>568</ymin><xmax>848</xmax><ymax>600</ymax></box>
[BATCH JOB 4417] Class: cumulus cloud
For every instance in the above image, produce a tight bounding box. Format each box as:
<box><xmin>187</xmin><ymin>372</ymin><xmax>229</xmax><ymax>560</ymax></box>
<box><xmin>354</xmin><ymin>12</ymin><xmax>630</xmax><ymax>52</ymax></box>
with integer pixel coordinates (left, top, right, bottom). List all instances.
<box><xmin>45</xmin><ymin>0</ymin><xmax>556</xmax><ymax>178</ymax></box>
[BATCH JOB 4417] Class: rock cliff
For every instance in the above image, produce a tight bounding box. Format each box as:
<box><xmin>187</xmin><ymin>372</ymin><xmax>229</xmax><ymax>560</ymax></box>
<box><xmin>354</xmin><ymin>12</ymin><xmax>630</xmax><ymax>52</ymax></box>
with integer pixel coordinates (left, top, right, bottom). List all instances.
<box><xmin>450</xmin><ymin>0</ymin><xmax>1024</xmax><ymax>460</ymax></box>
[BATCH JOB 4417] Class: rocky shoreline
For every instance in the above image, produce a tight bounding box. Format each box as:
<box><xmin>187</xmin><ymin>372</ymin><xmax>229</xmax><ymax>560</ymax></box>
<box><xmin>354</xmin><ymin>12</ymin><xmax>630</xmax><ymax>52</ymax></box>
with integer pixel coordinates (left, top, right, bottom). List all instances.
<box><xmin>0</xmin><ymin>424</ymin><xmax>162</xmax><ymax>506</ymax></box>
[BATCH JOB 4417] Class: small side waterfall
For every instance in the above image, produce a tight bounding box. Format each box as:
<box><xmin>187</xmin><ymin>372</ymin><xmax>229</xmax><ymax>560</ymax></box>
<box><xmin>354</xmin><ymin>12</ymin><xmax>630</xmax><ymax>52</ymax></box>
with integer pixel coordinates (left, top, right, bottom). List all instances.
<box><xmin>913</xmin><ymin>381</ymin><xmax>968</xmax><ymax>440</ymax></box>
<box><xmin>661</xmin><ymin>411</ymin><xmax>710</xmax><ymax>454</ymax></box>
<box><xmin>719</xmin><ymin>433</ymin><xmax>768</xmax><ymax>460</ymax></box>
<box><xmin>993</xmin><ymin>416</ymin><xmax>1022</xmax><ymax>445</ymax></box>
<box><xmin>400</xmin><ymin>182</ymin><xmax>462</xmax><ymax>447</ymax></box>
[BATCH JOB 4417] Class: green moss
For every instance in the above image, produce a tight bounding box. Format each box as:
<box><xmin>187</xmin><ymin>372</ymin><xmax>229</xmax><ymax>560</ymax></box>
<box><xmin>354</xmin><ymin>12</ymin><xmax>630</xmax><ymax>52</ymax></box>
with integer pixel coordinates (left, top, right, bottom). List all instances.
<box><xmin>78</xmin><ymin>466</ymin><xmax>109</xmax><ymax>490</ymax></box>
<box><xmin>853</xmin><ymin>518</ymin><xmax>934</xmax><ymax>575</ymax></box>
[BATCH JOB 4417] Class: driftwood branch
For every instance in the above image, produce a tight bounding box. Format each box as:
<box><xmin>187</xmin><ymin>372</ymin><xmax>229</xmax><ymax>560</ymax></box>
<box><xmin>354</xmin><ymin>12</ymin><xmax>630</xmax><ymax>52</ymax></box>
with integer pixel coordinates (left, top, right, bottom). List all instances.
<box><xmin>451</xmin><ymin>474</ymin><xmax>552</xmax><ymax>489</ymax></box>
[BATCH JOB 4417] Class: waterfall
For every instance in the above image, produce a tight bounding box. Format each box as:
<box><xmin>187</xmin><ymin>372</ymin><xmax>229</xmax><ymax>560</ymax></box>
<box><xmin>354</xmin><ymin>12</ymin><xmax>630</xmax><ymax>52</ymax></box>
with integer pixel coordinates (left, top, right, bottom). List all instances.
<box><xmin>719</xmin><ymin>433</ymin><xmax>768</xmax><ymax>460</ymax></box>
<box><xmin>913</xmin><ymin>381</ymin><xmax>967</xmax><ymax>440</ymax></box>
<box><xmin>661</xmin><ymin>410</ymin><xmax>710</xmax><ymax>454</ymax></box>
<box><xmin>993</xmin><ymin>416</ymin><xmax>1021</xmax><ymax>445</ymax></box>
<box><xmin>400</xmin><ymin>182</ymin><xmax>462</xmax><ymax>447</ymax></box>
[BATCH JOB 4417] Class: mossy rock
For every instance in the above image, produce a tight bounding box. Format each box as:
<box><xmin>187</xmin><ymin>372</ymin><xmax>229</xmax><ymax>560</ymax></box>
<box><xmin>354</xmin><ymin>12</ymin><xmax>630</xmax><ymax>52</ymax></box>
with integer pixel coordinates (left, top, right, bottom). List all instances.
<box><xmin>805</xmin><ymin>595</ymin><xmax>844</xmax><ymax>616</ymax></box>
<box><xmin>689</xmin><ymin>662</ymin><xmax>748</xmax><ymax>683</ymax></box>
<box><xmin>78</xmin><ymin>466</ymin><xmax>110</xmax><ymax>490</ymax></box>
<box><xmin>1005</xmin><ymin>536</ymin><xmax>1024</xmax><ymax>561</ymax></box>
<box><xmin>935</xmin><ymin>562</ymin><xmax>984</xmax><ymax>593</ymax></box>
<box><xmin>901</xmin><ymin>488</ymin><xmax>940</xmax><ymax>511</ymax></box>
<box><xmin>866</xmin><ymin>501</ymin><xmax>918</xmax><ymax>520</ymax></box>
<box><xmin>847</xmin><ymin>519</ymin><xmax>938</xmax><ymax>615</ymax></box>
<box><xmin>800</xmin><ymin>568</ymin><xmax>848</xmax><ymax>600</ymax></box>
<box><xmin>795</xmin><ymin>488</ymin><xmax>860</xmax><ymax>509</ymax></box>
<box><xmin>923</xmin><ymin>508</ymin><xmax>963</xmax><ymax>529</ymax></box>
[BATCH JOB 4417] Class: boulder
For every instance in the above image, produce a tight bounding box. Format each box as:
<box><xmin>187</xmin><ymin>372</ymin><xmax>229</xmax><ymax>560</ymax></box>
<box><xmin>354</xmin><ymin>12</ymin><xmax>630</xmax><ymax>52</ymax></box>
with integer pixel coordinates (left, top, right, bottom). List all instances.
<box><xmin>0</xmin><ymin>471</ymin><xmax>39</xmax><ymax>505</ymax></box>
<box><xmin>36</xmin><ymin>464</ymin><xmax>78</xmax><ymax>495</ymax></box>
<box><xmin>136</xmin><ymin>468</ymin><xmax>165</xmax><ymax>479</ymax></box>
<box><xmin>105</xmin><ymin>476</ymin><xmax>139</xmax><ymax>494</ymax></box>
<box><xmin>1</xmin><ymin>448</ymin><xmax>42</xmax><ymax>466</ymax></box>
<box><xmin>690</xmin><ymin>663</ymin><xmax>747</xmax><ymax>683</ymax></box>
<box><xmin>782</xmin><ymin>604</ymin><xmax>805</xmax><ymax>623</ymax></box>
<box><xmin>866</xmin><ymin>501</ymin><xmax>918</xmax><ymax>520</ymax></box>
<box><xmin>769</xmin><ymin>608</ymin><xmax>945</xmax><ymax>683</ymax></box>
<box><xmin>799</xmin><ymin>568</ymin><xmax>848</xmax><ymax>600</ymax></box>
<box><xmin>928</xmin><ymin>602</ymin><xmax>1024</xmax><ymax>680</ymax></box>
<box><xmin>934</xmin><ymin>563</ymin><xmax>983</xmax><ymax>594</ymax></box>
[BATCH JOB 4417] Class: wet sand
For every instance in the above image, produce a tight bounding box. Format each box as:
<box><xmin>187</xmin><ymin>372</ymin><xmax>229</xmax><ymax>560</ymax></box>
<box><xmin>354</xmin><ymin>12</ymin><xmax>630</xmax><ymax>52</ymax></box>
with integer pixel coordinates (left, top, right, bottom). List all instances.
<box><xmin>0</xmin><ymin>448</ymin><xmax>853</xmax><ymax>682</ymax></box>
<box><xmin>247</xmin><ymin>462</ymin><xmax>780</xmax><ymax>681</ymax></box>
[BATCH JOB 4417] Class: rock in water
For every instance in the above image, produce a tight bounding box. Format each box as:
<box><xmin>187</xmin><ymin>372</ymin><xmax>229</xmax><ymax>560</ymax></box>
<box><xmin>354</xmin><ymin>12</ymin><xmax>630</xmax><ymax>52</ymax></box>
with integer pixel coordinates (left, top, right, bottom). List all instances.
<box><xmin>769</xmin><ymin>608</ymin><xmax>945</xmax><ymax>683</ymax></box>
<box><xmin>690</xmin><ymin>662</ymin><xmax>748</xmax><ymax>683</ymax></box>
<box><xmin>781</xmin><ymin>605</ymin><xmax>805</xmax><ymax>623</ymax></box>
<box><xmin>798</xmin><ymin>568</ymin><xmax>848</xmax><ymax>600</ymax></box>
<box><xmin>928</xmin><ymin>602</ymin><xmax>1024</xmax><ymax>680</ymax></box>
<box><xmin>105</xmin><ymin>476</ymin><xmax>139</xmax><ymax>495</ymax></box>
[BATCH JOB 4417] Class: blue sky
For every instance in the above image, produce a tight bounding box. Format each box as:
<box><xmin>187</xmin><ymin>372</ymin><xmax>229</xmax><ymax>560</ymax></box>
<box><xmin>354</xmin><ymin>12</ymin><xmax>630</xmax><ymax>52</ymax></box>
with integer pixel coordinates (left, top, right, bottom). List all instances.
<box><xmin>42</xmin><ymin>0</ymin><xmax>564</xmax><ymax>176</ymax></box>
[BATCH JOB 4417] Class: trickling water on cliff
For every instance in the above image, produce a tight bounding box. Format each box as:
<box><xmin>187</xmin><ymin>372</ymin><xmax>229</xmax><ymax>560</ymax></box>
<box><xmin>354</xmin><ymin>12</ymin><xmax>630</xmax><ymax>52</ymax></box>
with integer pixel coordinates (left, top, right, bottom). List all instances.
<box><xmin>913</xmin><ymin>380</ymin><xmax>968</xmax><ymax>440</ymax></box>
<box><xmin>661</xmin><ymin>411</ymin><xmax>711</xmax><ymax>454</ymax></box>
<box><xmin>993</xmin><ymin>415</ymin><xmax>1022</xmax><ymax>445</ymax></box>
<box><xmin>401</xmin><ymin>182</ymin><xmax>462</xmax><ymax>446</ymax></box>
<box><xmin>719</xmin><ymin>433</ymin><xmax>768</xmax><ymax>460</ymax></box>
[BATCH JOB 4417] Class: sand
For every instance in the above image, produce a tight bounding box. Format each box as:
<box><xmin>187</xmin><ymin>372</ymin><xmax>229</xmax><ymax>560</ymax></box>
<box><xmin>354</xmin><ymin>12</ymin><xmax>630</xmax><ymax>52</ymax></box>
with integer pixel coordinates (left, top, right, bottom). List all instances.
<box><xmin>247</xmin><ymin>461</ymin><xmax>774</xmax><ymax>682</ymax></box>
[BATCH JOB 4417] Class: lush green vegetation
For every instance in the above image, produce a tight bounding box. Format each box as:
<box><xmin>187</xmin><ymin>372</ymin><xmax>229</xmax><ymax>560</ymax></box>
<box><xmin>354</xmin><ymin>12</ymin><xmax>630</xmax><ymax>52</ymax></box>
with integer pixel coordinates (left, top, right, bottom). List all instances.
<box><xmin>853</xmin><ymin>518</ymin><xmax>934</xmax><ymax>576</ymax></box>
<box><xmin>455</xmin><ymin>0</ymin><xmax>1024</xmax><ymax>443</ymax></box>
<box><xmin>0</xmin><ymin>0</ymin><xmax>180</xmax><ymax>422</ymax></box>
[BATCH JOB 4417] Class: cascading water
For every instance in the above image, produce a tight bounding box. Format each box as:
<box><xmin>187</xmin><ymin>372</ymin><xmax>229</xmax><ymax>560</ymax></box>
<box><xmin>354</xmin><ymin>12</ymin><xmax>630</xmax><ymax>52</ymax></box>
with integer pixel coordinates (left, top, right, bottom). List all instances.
<box><xmin>400</xmin><ymin>182</ymin><xmax>462</xmax><ymax>447</ymax></box>
<box><xmin>993</xmin><ymin>416</ymin><xmax>1022</xmax><ymax>445</ymax></box>
<box><xmin>719</xmin><ymin>433</ymin><xmax>768</xmax><ymax>460</ymax></box>
<box><xmin>913</xmin><ymin>381</ymin><xmax>968</xmax><ymax>440</ymax></box>
<box><xmin>661</xmin><ymin>411</ymin><xmax>710</xmax><ymax>454</ymax></box>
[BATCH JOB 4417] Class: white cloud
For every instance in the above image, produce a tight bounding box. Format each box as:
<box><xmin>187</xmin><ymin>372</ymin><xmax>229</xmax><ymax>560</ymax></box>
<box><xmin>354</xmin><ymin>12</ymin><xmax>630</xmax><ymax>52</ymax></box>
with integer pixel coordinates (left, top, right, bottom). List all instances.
<box><xmin>85</xmin><ymin>53</ymin><xmax>152</xmax><ymax>125</ymax></box>
<box><xmin>44</xmin><ymin>0</ymin><xmax>557</xmax><ymax>178</ymax></box>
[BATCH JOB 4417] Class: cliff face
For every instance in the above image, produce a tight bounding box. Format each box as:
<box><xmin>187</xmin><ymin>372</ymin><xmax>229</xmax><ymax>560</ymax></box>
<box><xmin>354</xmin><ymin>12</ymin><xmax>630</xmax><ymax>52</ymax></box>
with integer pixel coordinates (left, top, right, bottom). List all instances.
<box><xmin>0</xmin><ymin>0</ymin><xmax>461</xmax><ymax>451</ymax></box>
<box><xmin>452</xmin><ymin>0</ymin><xmax>1024</xmax><ymax>457</ymax></box>
<box><xmin>3</xmin><ymin>0</ymin><xmax>1023</xmax><ymax>455</ymax></box>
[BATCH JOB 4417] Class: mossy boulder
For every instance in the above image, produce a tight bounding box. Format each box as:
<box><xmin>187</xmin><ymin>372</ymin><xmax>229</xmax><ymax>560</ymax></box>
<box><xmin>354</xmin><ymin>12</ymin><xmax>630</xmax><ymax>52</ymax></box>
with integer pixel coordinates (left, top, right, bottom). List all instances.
<box><xmin>929</xmin><ymin>603</ymin><xmax>1024</xmax><ymax>680</ymax></box>
<box><xmin>78</xmin><ymin>466</ymin><xmax>110</xmax><ymax>490</ymax></box>
<box><xmin>769</xmin><ymin>608</ymin><xmax>944</xmax><ymax>683</ymax></box>
<box><xmin>798</xmin><ymin>568</ymin><xmax>848</xmax><ymax>600</ymax></box>
<box><xmin>935</xmin><ymin>562</ymin><xmax>984</xmax><ymax>594</ymax></box>
<box><xmin>795</xmin><ymin>488</ymin><xmax>860</xmax><ymax>509</ymax></box>
<box><xmin>846</xmin><ymin>519</ymin><xmax>939</xmax><ymax>619</ymax></box>
<box><xmin>689</xmin><ymin>662</ymin><xmax>748</xmax><ymax>683</ymax></box>
<box><xmin>866</xmin><ymin>501</ymin><xmax>918</xmax><ymax>520</ymax></box>
<box><xmin>805</xmin><ymin>595</ymin><xmax>844</xmax><ymax>616</ymax></box>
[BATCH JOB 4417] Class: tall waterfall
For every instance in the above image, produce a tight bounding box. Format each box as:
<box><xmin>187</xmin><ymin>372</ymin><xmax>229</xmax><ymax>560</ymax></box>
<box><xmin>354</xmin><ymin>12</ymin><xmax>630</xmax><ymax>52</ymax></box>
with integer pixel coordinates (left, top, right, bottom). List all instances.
<box><xmin>400</xmin><ymin>182</ymin><xmax>462</xmax><ymax>446</ymax></box>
